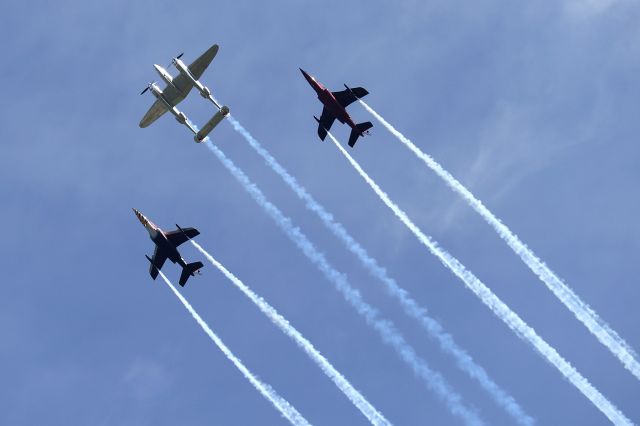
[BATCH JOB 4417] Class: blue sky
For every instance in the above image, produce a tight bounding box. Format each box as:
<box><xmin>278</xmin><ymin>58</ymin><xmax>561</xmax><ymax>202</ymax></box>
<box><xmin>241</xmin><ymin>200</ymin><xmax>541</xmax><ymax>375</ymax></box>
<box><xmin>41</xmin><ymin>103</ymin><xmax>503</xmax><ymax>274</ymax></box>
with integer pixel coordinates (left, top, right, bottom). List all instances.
<box><xmin>2</xmin><ymin>0</ymin><xmax>639</xmax><ymax>424</ymax></box>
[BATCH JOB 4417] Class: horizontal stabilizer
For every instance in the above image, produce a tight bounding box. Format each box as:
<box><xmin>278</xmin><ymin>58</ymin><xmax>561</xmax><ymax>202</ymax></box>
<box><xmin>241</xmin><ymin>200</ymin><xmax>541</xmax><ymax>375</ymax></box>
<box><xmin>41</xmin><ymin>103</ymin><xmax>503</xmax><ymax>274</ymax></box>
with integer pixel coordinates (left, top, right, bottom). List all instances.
<box><xmin>195</xmin><ymin>106</ymin><xmax>230</xmax><ymax>142</ymax></box>
<box><xmin>179</xmin><ymin>261</ymin><xmax>204</xmax><ymax>287</ymax></box>
<box><xmin>348</xmin><ymin>121</ymin><xmax>373</xmax><ymax>148</ymax></box>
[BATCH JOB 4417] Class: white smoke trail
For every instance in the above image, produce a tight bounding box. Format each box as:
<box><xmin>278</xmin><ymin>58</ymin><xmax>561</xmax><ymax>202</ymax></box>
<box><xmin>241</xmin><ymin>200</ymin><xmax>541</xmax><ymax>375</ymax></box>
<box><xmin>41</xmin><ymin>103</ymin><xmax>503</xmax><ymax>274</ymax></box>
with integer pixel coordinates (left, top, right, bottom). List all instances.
<box><xmin>227</xmin><ymin>116</ymin><xmax>533</xmax><ymax>425</ymax></box>
<box><xmin>202</xmin><ymin>139</ymin><xmax>484</xmax><ymax>426</ymax></box>
<box><xmin>157</xmin><ymin>270</ymin><xmax>312</xmax><ymax>426</ymax></box>
<box><xmin>360</xmin><ymin>100</ymin><xmax>640</xmax><ymax>382</ymax></box>
<box><xmin>190</xmin><ymin>241</ymin><xmax>391</xmax><ymax>426</ymax></box>
<box><xmin>327</xmin><ymin>132</ymin><xmax>632</xmax><ymax>426</ymax></box>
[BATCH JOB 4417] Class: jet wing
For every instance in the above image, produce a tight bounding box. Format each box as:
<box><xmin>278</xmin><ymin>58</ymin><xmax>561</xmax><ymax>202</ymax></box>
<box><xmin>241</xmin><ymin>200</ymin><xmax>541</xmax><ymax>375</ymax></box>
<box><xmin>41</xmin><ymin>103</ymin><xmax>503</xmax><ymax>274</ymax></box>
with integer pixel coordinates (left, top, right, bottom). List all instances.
<box><xmin>332</xmin><ymin>87</ymin><xmax>369</xmax><ymax>108</ymax></box>
<box><xmin>317</xmin><ymin>107</ymin><xmax>336</xmax><ymax>141</ymax></box>
<box><xmin>149</xmin><ymin>247</ymin><xmax>168</xmax><ymax>280</ymax></box>
<box><xmin>166</xmin><ymin>227</ymin><xmax>200</xmax><ymax>248</ymax></box>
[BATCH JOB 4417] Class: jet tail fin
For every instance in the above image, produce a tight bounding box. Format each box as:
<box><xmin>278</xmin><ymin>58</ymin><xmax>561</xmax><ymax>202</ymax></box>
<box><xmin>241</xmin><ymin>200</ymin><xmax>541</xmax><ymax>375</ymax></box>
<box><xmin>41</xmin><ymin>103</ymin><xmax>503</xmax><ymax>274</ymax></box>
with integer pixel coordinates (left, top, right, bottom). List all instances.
<box><xmin>179</xmin><ymin>261</ymin><xmax>204</xmax><ymax>287</ymax></box>
<box><xmin>348</xmin><ymin>122</ymin><xmax>373</xmax><ymax>147</ymax></box>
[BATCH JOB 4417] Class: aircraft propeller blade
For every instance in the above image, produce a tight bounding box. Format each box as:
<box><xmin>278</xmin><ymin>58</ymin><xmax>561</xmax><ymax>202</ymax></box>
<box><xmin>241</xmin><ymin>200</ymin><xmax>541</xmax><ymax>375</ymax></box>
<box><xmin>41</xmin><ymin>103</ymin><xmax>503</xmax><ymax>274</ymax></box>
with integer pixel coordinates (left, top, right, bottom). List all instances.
<box><xmin>166</xmin><ymin>53</ymin><xmax>184</xmax><ymax>70</ymax></box>
<box><xmin>140</xmin><ymin>86</ymin><xmax>149</xmax><ymax>95</ymax></box>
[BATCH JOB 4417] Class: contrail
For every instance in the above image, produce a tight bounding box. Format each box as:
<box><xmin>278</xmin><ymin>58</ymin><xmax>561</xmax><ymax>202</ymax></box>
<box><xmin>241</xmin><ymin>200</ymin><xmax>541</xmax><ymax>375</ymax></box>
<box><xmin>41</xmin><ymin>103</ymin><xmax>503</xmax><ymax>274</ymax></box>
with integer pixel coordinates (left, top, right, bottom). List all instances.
<box><xmin>157</xmin><ymin>270</ymin><xmax>312</xmax><ymax>426</ymax></box>
<box><xmin>202</xmin><ymin>139</ymin><xmax>484</xmax><ymax>426</ymax></box>
<box><xmin>360</xmin><ymin>100</ymin><xmax>640</xmax><ymax>382</ymax></box>
<box><xmin>227</xmin><ymin>116</ymin><xmax>533</xmax><ymax>425</ymax></box>
<box><xmin>191</xmin><ymin>241</ymin><xmax>391</xmax><ymax>426</ymax></box>
<box><xmin>327</xmin><ymin>131</ymin><xmax>632</xmax><ymax>426</ymax></box>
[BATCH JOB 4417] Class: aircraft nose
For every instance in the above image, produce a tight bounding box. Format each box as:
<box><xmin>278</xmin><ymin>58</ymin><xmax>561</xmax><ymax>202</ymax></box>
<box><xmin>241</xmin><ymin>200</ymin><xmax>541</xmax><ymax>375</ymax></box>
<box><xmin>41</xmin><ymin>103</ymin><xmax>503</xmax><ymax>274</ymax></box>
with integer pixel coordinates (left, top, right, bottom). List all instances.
<box><xmin>133</xmin><ymin>208</ymin><xmax>145</xmax><ymax>224</ymax></box>
<box><xmin>299</xmin><ymin>68</ymin><xmax>314</xmax><ymax>84</ymax></box>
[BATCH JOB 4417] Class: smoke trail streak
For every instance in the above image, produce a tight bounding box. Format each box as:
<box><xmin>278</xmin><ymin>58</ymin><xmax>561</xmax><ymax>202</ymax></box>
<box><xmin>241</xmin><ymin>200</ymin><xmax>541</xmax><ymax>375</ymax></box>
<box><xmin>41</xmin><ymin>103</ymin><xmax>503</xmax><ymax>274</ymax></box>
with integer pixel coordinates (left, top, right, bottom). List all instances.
<box><xmin>327</xmin><ymin>132</ymin><xmax>632</xmax><ymax>426</ymax></box>
<box><xmin>190</xmin><ymin>241</ymin><xmax>391</xmax><ymax>426</ymax></box>
<box><xmin>360</xmin><ymin>100</ymin><xmax>640</xmax><ymax>382</ymax></box>
<box><xmin>227</xmin><ymin>116</ymin><xmax>533</xmax><ymax>425</ymax></box>
<box><xmin>157</xmin><ymin>270</ymin><xmax>312</xmax><ymax>426</ymax></box>
<box><xmin>202</xmin><ymin>139</ymin><xmax>484</xmax><ymax>426</ymax></box>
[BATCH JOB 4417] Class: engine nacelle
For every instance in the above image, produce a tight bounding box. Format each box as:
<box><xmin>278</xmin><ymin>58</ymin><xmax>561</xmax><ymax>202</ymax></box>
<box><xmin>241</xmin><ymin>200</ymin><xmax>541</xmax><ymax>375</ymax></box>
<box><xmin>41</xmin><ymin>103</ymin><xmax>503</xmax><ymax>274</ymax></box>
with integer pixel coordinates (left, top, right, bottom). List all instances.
<box><xmin>199</xmin><ymin>86</ymin><xmax>211</xmax><ymax>98</ymax></box>
<box><xmin>175</xmin><ymin>111</ymin><xmax>187</xmax><ymax>124</ymax></box>
<box><xmin>154</xmin><ymin>64</ymin><xmax>174</xmax><ymax>88</ymax></box>
<box><xmin>149</xmin><ymin>83</ymin><xmax>163</xmax><ymax>98</ymax></box>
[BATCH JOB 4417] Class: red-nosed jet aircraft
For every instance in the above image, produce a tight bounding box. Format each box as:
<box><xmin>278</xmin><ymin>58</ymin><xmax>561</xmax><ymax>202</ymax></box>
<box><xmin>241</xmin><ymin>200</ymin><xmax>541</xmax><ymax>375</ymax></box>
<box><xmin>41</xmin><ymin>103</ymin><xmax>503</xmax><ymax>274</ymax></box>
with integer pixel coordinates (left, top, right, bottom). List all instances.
<box><xmin>300</xmin><ymin>68</ymin><xmax>373</xmax><ymax>147</ymax></box>
<box><xmin>133</xmin><ymin>208</ymin><xmax>203</xmax><ymax>286</ymax></box>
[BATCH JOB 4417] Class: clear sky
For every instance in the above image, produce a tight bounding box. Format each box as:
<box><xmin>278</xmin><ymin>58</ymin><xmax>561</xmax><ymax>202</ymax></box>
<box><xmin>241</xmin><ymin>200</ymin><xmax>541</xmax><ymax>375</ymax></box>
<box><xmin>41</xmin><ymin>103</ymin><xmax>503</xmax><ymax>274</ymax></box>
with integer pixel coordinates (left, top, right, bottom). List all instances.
<box><xmin>2</xmin><ymin>0</ymin><xmax>639</xmax><ymax>425</ymax></box>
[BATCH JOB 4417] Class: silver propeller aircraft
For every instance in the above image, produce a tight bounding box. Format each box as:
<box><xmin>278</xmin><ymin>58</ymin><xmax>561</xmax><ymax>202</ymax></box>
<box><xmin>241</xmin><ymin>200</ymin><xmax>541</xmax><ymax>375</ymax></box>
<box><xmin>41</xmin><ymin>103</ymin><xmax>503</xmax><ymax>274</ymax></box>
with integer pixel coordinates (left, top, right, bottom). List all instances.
<box><xmin>139</xmin><ymin>43</ymin><xmax>230</xmax><ymax>143</ymax></box>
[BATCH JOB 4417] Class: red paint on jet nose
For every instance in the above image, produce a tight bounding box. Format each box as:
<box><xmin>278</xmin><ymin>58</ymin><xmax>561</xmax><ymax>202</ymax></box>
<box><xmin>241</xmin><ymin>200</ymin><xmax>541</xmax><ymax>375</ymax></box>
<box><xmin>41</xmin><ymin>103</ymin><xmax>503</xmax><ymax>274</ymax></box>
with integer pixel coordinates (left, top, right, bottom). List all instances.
<box><xmin>299</xmin><ymin>68</ymin><xmax>314</xmax><ymax>84</ymax></box>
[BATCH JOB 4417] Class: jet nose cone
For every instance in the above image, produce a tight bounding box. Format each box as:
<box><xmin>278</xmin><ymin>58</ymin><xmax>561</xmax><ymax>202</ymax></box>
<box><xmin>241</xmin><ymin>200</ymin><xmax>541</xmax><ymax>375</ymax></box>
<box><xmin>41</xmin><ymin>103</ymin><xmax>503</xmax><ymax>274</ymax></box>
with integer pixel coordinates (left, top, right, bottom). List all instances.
<box><xmin>133</xmin><ymin>208</ymin><xmax>145</xmax><ymax>224</ymax></box>
<box><xmin>299</xmin><ymin>68</ymin><xmax>315</xmax><ymax>85</ymax></box>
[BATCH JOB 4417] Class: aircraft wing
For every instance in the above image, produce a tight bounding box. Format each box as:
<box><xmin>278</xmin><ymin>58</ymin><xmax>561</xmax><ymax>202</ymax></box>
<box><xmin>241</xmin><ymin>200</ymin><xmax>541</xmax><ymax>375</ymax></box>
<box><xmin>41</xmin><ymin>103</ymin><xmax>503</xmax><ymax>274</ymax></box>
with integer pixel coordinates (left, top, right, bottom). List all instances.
<box><xmin>171</xmin><ymin>44</ymin><xmax>219</xmax><ymax>96</ymax></box>
<box><xmin>149</xmin><ymin>247</ymin><xmax>168</xmax><ymax>280</ymax></box>
<box><xmin>139</xmin><ymin>82</ymin><xmax>188</xmax><ymax>128</ymax></box>
<box><xmin>188</xmin><ymin>44</ymin><xmax>219</xmax><ymax>80</ymax></box>
<box><xmin>139</xmin><ymin>44</ymin><xmax>219</xmax><ymax>128</ymax></box>
<box><xmin>317</xmin><ymin>107</ymin><xmax>336</xmax><ymax>141</ymax></box>
<box><xmin>166</xmin><ymin>227</ymin><xmax>200</xmax><ymax>248</ymax></box>
<box><xmin>332</xmin><ymin>87</ymin><xmax>369</xmax><ymax>108</ymax></box>
<box><xmin>140</xmin><ymin>98</ymin><xmax>169</xmax><ymax>128</ymax></box>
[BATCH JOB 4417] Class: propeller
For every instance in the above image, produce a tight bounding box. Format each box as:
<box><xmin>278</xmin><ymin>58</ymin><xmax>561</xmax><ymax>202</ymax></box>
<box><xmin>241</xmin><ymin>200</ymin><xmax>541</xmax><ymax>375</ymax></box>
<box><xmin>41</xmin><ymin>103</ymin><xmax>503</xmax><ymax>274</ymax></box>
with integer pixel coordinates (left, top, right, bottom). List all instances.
<box><xmin>166</xmin><ymin>52</ymin><xmax>184</xmax><ymax>70</ymax></box>
<box><xmin>139</xmin><ymin>81</ymin><xmax>156</xmax><ymax>95</ymax></box>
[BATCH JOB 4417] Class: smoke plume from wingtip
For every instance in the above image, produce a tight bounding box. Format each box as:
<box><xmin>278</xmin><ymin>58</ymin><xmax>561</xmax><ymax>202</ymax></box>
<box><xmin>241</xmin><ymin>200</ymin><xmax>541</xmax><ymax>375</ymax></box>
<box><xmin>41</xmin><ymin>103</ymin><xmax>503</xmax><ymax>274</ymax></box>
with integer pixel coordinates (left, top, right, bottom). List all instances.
<box><xmin>359</xmin><ymin>99</ymin><xmax>640</xmax><ymax>383</ymax></box>
<box><xmin>202</xmin><ymin>139</ymin><xmax>484</xmax><ymax>426</ymax></box>
<box><xmin>190</xmin><ymin>240</ymin><xmax>392</xmax><ymax>426</ymax></box>
<box><xmin>227</xmin><ymin>115</ymin><xmax>533</xmax><ymax>425</ymax></box>
<box><xmin>328</xmin><ymin>130</ymin><xmax>632</xmax><ymax>426</ymax></box>
<box><xmin>157</xmin><ymin>270</ymin><xmax>312</xmax><ymax>426</ymax></box>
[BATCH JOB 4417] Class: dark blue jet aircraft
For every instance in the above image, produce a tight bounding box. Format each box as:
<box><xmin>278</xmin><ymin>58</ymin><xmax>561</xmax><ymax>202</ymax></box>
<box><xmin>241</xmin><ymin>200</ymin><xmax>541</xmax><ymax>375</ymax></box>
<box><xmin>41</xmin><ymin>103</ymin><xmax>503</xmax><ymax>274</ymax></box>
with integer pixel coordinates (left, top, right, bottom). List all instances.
<box><xmin>134</xmin><ymin>208</ymin><xmax>203</xmax><ymax>286</ymax></box>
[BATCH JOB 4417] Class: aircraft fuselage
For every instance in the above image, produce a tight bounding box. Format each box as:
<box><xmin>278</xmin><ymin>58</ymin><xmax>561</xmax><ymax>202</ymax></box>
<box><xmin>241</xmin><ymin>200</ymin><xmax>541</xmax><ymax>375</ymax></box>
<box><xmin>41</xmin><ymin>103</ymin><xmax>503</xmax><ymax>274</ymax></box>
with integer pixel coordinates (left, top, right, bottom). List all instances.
<box><xmin>134</xmin><ymin>209</ymin><xmax>188</xmax><ymax>268</ymax></box>
<box><xmin>150</xmin><ymin>230</ymin><xmax>188</xmax><ymax>268</ymax></box>
<box><xmin>300</xmin><ymin>69</ymin><xmax>357</xmax><ymax>130</ymax></box>
<box><xmin>147</xmin><ymin>83</ymin><xmax>188</xmax><ymax>124</ymax></box>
